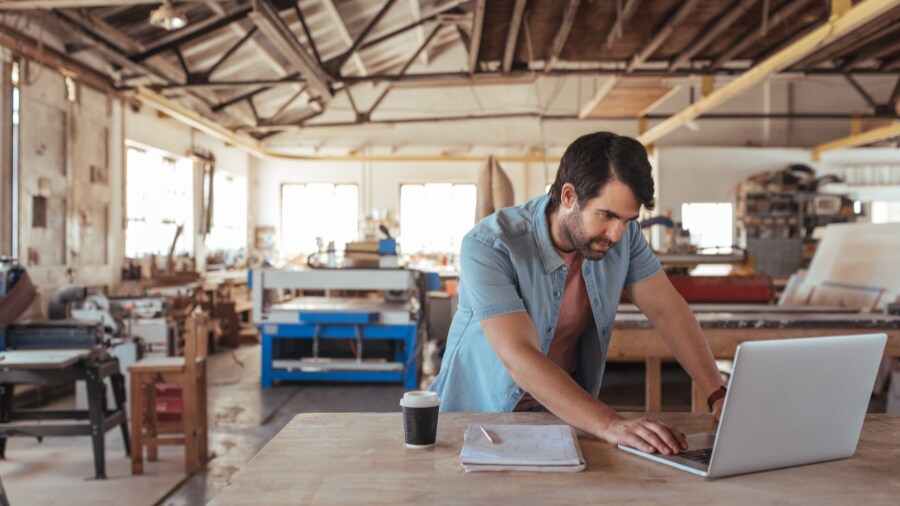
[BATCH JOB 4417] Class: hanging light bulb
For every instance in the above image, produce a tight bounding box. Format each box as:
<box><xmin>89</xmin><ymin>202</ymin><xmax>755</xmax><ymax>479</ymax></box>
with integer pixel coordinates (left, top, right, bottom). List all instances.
<box><xmin>150</xmin><ymin>0</ymin><xmax>188</xmax><ymax>31</ymax></box>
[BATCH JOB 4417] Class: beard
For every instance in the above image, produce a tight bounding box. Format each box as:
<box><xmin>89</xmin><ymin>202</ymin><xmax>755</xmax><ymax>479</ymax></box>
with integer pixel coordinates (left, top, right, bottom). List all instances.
<box><xmin>561</xmin><ymin>208</ymin><xmax>616</xmax><ymax>261</ymax></box>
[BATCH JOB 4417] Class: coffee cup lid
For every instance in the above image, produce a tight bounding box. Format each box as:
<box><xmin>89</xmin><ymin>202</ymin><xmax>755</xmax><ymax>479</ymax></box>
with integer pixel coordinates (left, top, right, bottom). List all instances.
<box><xmin>400</xmin><ymin>390</ymin><xmax>440</xmax><ymax>408</ymax></box>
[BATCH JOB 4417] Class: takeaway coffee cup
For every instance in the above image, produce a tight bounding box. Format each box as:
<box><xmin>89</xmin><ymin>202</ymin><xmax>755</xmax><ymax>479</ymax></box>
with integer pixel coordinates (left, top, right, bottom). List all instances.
<box><xmin>400</xmin><ymin>391</ymin><xmax>440</xmax><ymax>448</ymax></box>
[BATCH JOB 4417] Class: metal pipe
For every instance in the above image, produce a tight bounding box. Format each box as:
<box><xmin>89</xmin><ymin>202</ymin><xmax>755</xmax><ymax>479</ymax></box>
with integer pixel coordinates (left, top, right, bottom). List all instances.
<box><xmin>48</xmin><ymin>285</ymin><xmax>87</xmax><ymax>320</ymax></box>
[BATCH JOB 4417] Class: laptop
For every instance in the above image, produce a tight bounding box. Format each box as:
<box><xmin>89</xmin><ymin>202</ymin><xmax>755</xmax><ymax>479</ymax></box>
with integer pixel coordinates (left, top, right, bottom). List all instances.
<box><xmin>618</xmin><ymin>333</ymin><xmax>887</xmax><ymax>479</ymax></box>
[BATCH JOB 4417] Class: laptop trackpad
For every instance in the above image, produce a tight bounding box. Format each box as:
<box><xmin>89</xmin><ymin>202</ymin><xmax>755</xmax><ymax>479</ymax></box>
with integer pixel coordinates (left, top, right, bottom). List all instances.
<box><xmin>686</xmin><ymin>432</ymin><xmax>715</xmax><ymax>450</ymax></box>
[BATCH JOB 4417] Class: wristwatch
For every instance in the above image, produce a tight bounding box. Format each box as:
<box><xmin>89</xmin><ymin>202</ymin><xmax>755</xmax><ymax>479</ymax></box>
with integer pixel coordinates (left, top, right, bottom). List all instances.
<box><xmin>707</xmin><ymin>386</ymin><xmax>727</xmax><ymax>410</ymax></box>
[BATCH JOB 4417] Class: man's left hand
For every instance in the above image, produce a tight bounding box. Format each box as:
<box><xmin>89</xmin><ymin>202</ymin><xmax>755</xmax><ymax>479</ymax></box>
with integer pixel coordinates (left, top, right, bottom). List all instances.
<box><xmin>712</xmin><ymin>398</ymin><xmax>724</xmax><ymax>423</ymax></box>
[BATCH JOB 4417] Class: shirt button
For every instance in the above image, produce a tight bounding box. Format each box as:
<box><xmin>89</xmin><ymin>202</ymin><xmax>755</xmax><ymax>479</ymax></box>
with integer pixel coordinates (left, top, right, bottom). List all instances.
<box><xmin>515</xmin><ymin>388</ymin><xmax>523</xmax><ymax>395</ymax></box>
<box><xmin>546</xmin><ymin>326</ymin><xmax>552</xmax><ymax>333</ymax></box>
<box><xmin>553</xmin><ymin>291</ymin><xmax>560</xmax><ymax>297</ymax></box>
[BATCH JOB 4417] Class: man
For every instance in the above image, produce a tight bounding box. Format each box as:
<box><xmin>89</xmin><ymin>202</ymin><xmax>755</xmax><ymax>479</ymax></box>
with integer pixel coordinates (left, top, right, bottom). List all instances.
<box><xmin>430</xmin><ymin>132</ymin><xmax>726</xmax><ymax>456</ymax></box>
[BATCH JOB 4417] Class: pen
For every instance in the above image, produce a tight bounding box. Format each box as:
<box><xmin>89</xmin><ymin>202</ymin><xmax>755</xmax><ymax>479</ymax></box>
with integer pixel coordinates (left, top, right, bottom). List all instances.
<box><xmin>479</xmin><ymin>425</ymin><xmax>495</xmax><ymax>444</ymax></box>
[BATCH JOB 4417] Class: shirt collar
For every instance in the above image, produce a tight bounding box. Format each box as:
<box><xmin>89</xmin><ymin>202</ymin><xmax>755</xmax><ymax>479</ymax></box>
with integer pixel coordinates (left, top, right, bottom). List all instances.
<box><xmin>533</xmin><ymin>195</ymin><xmax>567</xmax><ymax>275</ymax></box>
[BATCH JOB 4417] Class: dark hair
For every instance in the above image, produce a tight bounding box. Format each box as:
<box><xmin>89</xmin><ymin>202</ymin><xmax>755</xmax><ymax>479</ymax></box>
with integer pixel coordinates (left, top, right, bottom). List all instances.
<box><xmin>547</xmin><ymin>132</ymin><xmax>655</xmax><ymax>212</ymax></box>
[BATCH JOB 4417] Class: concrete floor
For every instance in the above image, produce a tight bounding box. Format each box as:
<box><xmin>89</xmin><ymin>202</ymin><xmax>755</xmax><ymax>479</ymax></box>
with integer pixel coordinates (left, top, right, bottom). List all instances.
<box><xmin>159</xmin><ymin>344</ymin><xmax>887</xmax><ymax>505</ymax></box>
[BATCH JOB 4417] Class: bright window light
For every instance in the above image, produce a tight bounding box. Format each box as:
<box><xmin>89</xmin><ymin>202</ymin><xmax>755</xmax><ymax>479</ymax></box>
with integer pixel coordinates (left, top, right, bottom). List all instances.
<box><xmin>126</xmin><ymin>145</ymin><xmax>194</xmax><ymax>257</ymax></box>
<box><xmin>681</xmin><ymin>202</ymin><xmax>733</xmax><ymax>250</ymax></box>
<box><xmin>871</xmin><ymin>201</ymin><xmax>900</xmax><ymax>224</ymax></box>
<box><xmin>206</xmin><ymin>172</ymin><xmax>248</xmax><ymax>254</ymax></box>
<box><xmin>281</xmin><ymin>183</ymin><xmax>358</xmax><ymax>257</ymax></box>
<box><xmin>400</xmin><ymin>183</ymin><xmax>476</xmax><ymax>255</ymax></box>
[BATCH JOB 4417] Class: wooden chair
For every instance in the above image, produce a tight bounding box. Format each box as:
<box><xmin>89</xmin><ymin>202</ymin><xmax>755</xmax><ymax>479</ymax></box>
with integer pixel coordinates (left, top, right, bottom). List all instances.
<box><xmin>129</xmin><ymin>312</ymin><xmax>209</xmax><ymax>474</ymax></box>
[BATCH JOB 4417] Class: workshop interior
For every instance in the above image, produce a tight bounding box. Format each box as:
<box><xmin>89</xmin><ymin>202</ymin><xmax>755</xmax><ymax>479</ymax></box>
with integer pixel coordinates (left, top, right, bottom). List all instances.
<box><xmin>0</xmin><ymin>0</ymin><xmax>898</xmax><ymax>504</ymax></box>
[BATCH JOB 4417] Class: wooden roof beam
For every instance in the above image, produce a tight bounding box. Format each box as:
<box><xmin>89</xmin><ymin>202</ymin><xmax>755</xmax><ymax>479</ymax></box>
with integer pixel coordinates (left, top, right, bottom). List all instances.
<box><xmin>320</xmin><ymin>0</ymin><xmax>369</xmax><ymax>76</ymax></box>
<box><xmin>131</xmin><ymin>6</ymin><xmax>252</xmax><ymax>63</ymax></box>
<box><xmin>468</xmin><ymin>0</ymin><xmax>485</xmax><ymax>74</ymax></box>
<box><xmin>206</xmin><ymin>0</ymin><xmax>291</xmax><ymax>78</ymax></box>
<box><xmin>795</xmin><ymin>13</ymin><xmax>900</xmax><ymax>69</ymax></box>
<box><xmin>250</xmin><ymin>0</ymin><xmax>332</xmax><ymax>99</ymax></box>
<box><xmin>842</xmin><ymin>37</ymin><xmax>900</xmax><ymax>68</ymax></box>
<box><xmin>51</xmin><ymin>8</ymin><xmax>254</xmax><ymax>124</ymax></box>
<box><xmin>626</xmin><ymin>0</ymin><xmax>702</xmax><ymax>73</ymax></box>
<box><xmin>408</xmin><ymin>0</ymin><xmax>430</xmax><ymax>65</ymax></box>
<box><xmin>669</xmin><ymin>0</ymin><xmax>758</xmax><ymax>71</ymax></box>
<box><xmin>639</xmin><ymin>0</ymin><xmax>899</xmax><ymax>146</ymax></box>
<box><xmin>545</xmin><ymin>0</ymin><xmax>580</xmax><ymax>72</ymax></box>
<box><xmin>501</xmin><ymin>0</ymin><xmax>527</xmax><ymax>74</ymax></box>
<box><xmin>709</xmin><ymin>0</ymin><xmax>814</xmax><ymax>71</ymax></box>
<box><xmin>329</xmin><ymin>0</ymin><xmax>397</xmax><ymax>76</ymax></box>
<box><xmin>0</xmin><ymin>0</ymin><xmax>220</xmax><ymax>8</ymax></box>
<box><xmin>577</xmin><ymin>76</ymin><xmax>620</xmax><ymax>119</ymax></box>
<box><xmin>813</xmin><ymin>121</ymin><xmax>900</xmax><ymax>160</ymax></box>
<box><xmin>606</xmin><ymin>0</ymin><xmax>642</xmax><ymax>50</ymax></box>
<box><xmin>366</xmin><ymin>25</ymin><xmax>442</xmax><ymax>118</ymax></box>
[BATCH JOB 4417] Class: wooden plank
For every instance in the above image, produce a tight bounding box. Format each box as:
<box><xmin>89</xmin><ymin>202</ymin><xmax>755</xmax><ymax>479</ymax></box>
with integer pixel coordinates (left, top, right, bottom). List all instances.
<box><xmin>645</xmin><ymin>357</ymin><xmax>661</xmax><ymax>412</ymax></box>
<box><xmin>609</xmin><ymin>326</ymin><xmax>900</xmax><ymax>360</ymax></box>
<box><xmin>581</xmin><ymin>77</ymin><xmax>674</xmax><ymax>118</ymax></box>
<box><xmin>208</xmin><ymin>412</ymin><xmax>900</xmax><ymax>505</ymax></box>
<box><xmin>616</xmin><ymin>303</ymin><xmax>858</xmax><ymax>313</ymax></box>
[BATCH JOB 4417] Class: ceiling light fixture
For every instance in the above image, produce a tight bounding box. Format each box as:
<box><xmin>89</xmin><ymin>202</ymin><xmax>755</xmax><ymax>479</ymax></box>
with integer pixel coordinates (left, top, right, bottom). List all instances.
<box><xmin>150</xmin><ymin>0</ymin><xmax>188</xmax><ymax>31</ymax></box>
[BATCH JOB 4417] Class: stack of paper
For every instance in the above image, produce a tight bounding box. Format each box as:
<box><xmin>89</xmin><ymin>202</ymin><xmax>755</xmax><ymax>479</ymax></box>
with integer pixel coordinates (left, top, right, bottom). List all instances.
<box><xmin>459</xmin><ymin>424</ymin><xmax>586</xmax><ymax>473</ymax></box>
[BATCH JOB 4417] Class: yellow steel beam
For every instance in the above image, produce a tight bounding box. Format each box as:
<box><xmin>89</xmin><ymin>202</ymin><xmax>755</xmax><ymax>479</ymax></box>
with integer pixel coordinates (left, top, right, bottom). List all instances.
<box><xmin>134</xmin><ymin>86</ymin><xmax>560</xmax><ymax>163</ymax></box>
<box><xmin>813</xmin><ymin>121</ymin><xmax>900</xmax><ymax>161</ymax></box>
<box><xmin>637</xmin><ymin>0</ymin><xmax>899</xmax><ymax>146</ymax></box>
<box><xmin>700</xmin><ymin>75</ymin><xmax>715</xmax><ymax>98</ymax></box>
<box><xmin>832</xmin><ymin>0</ymin><xmax>853</xmax><ymax>15</ymax></box>
<box><xmin>851</xmin><ymin>115</ymin><xmax>862</xmax><ymax>135</ymax></box>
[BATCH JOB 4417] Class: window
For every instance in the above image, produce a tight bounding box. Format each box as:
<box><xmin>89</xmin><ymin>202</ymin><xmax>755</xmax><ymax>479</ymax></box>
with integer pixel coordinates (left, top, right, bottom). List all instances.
<box><xmin>10</xmin><ymin>61</ymin><xmax>20</xmax><ymax>256</ymax></box>
<box><xmin>125</xmin><ymin>144</ymin><xmax>194</xmax><ymax>258</ymax></box>
<box><xmin>400</xmin><ymin>183</ymin><xmax>476</xmax><ymax>255</ymax></box>
<box><xmin>281</xmin><ymin>183</ymin><xmax>358</xmax><ymax>257</ymax></box>
<box><xmin>871</xmin><ymin>201</ymin><xmax>900</xmax><ymax>224</ymax></box>
<box><xmin>681</xmin><ymin>203</ymin><xmax>733</xmax><ymax>250</ymax></box>
<box><xmin>206</xmin><ymin>171</ymin><xmax>248</xmax><ymax>253</ymax></box>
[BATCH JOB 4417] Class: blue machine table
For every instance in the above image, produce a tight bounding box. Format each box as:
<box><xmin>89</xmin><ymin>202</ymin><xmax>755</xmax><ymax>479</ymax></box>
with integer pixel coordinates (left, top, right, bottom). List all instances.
<box><xmin>252</xmin><ymin>268</ymin><xmax>421</xmax><ymax>389</ymax></box>
<box><xmin>260</xmin><ymin>298</ymin><xmax>417</xmax><ymax>389</ymax></box>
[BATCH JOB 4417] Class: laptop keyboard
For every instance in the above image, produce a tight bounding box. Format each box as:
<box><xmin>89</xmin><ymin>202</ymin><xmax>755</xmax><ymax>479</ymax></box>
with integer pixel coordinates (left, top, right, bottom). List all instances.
<box><xmin>678</xmin><ymin>448</ymin><xmax>713</xmax><ymax>465</ymax></box>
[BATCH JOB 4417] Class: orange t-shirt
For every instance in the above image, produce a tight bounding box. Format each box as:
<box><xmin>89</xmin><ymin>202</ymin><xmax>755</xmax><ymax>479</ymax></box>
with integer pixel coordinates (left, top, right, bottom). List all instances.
<box><xmin>515</xmin><ymin>247</ymin><xmax>592</xmax><ymax>410</ymax></box>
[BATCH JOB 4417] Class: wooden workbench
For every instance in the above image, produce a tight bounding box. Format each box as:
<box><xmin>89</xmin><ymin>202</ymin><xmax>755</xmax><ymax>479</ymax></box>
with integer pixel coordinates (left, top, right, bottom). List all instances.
<box><xmin>610</xmin><ymin>312</ymin><xmax>900</xmax><ymax>412</ymax></box>
<box><xmin>210</xmin><ymin>412</ymin><xmax>900</xmax><ymax>505</ymax></box>
<box><xmin>615</xmin><ymin>303</ymin><xmax>857</xmax><ymax>313</ymax></box>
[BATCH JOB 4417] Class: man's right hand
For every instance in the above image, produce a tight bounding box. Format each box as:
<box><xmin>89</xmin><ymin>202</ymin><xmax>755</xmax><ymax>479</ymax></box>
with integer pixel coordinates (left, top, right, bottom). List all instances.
<box><xmin>600</xmin><ymin>417</ymin><xmax>688</xmax><ymax>455</ymax></box>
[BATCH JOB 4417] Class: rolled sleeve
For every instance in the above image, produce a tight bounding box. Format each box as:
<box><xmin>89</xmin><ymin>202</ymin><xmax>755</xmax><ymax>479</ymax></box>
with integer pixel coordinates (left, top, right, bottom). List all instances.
<box><xmin>459</xmin><ymin>235</ymin><xmax>527</xmax><ymax>320</ymax></box>
<box><xmin>624</xmin><ymin>221</ymin><xmax>662</xmax><ymax>286</ymax></box>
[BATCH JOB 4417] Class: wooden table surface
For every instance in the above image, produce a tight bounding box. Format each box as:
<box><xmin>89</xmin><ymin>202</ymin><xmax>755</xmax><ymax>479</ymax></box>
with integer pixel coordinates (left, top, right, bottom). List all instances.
<box><xmin>0</xmin><ymin>349</ymin><xmax>88</xmax><ymax>369</ymax></box>
<box><xmin>210</xmin><ymin>412</ymin><xmax>900</xmax><ymax>505</ymax></box>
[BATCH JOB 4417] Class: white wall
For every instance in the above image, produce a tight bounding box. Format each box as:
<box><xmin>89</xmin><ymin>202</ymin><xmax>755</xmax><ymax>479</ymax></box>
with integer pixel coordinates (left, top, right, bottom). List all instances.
<box><xmin>251</xmin><ymin>155</ymin><xmax>554</xmax><ymax>254</ymax></box>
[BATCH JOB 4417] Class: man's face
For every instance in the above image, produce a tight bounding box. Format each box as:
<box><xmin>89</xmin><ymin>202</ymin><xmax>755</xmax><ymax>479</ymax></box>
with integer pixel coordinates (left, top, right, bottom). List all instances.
<box><xmin>560</xmin><ymin>179</ymin><xmax>642</xmax><ymax>260</ymax></box>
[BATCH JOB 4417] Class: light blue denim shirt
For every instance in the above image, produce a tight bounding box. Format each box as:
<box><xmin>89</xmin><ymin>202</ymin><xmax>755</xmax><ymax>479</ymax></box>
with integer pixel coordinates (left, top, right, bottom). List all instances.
<box><xmin>429</xmin><ymin>194</ymin><xmax>661</xmax><ymax>412</ymax></box>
